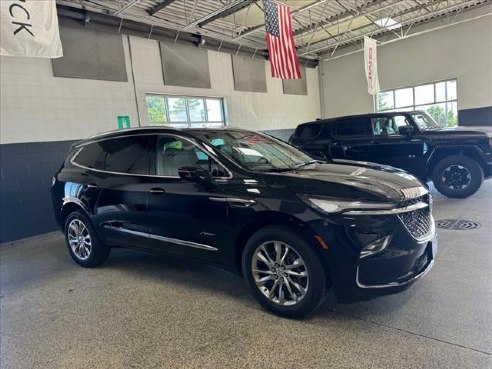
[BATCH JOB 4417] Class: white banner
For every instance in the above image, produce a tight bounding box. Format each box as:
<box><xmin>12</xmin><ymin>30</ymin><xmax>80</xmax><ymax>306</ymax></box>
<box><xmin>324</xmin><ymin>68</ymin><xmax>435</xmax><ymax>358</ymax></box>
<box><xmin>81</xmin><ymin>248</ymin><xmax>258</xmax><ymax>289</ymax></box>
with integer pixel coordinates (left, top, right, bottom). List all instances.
<box><xmin>364</xmin><ymin>36</ymin><xmax>380</xmax><ymax>95</ymax></box>
<box><xmin>1</xmin><ymin>0</ymin><xmax>63</xmax><ymax>58</ymax></box>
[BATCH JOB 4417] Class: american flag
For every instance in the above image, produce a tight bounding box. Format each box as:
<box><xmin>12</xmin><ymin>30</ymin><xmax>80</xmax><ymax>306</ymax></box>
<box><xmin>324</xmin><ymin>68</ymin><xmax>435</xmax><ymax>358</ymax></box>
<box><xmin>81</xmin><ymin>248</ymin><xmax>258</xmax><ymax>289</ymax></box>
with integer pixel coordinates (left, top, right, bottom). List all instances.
<box><xmin>263</xmin><ymin>0</ymin><xmax>301</xmax><ymax>79</ymax></box>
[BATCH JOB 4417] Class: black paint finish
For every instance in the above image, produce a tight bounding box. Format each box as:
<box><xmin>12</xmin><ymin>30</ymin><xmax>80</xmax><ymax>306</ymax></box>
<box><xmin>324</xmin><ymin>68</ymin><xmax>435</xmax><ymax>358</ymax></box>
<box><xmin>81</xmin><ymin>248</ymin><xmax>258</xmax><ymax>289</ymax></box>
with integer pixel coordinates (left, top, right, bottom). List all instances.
<box><xmin>50</xmin><ymin>127</ymin><xmax>437</xmax><ymax>303</ymax></box>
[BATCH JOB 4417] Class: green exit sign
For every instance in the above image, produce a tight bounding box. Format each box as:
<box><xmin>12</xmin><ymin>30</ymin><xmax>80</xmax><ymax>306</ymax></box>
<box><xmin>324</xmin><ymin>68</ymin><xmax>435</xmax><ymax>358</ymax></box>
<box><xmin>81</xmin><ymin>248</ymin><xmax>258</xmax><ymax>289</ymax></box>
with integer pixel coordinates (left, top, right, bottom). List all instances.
<box><xmin>117</xmin><ymin>115</ymin><xmax>131</xmax><ymax>129</ymax></box>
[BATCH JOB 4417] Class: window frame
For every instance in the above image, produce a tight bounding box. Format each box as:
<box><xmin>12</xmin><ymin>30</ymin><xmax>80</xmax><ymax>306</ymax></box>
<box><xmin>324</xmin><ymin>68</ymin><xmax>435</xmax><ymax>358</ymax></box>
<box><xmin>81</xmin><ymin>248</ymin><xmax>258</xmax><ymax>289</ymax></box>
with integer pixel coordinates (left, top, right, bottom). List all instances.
<box><xmin>376</xmin><ymin>79</ymin><xmax>458</xmax><ymax>126</ymax></box>
<box><xmin>72</xmin><ymin>133</ymin><xmax>233</xmax><ymax>180</ymax></box>
<box><xmin>145</xmin><ymin>93</ymin><xmax>227</xmax><ymax>128</ymax></box>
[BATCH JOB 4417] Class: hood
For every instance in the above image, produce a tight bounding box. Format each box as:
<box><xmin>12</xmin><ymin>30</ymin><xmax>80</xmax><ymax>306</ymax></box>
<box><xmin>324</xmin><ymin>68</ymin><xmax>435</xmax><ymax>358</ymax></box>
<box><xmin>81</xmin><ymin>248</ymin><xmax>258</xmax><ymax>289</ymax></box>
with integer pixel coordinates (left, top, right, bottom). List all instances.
<box><xmin>425</xmin><ymin>126</ymin><xmax>492</xmax><ymax>138</ymax></box>
<box><xmin>260</xmin><ymin>161</ymin><xmax>427</xmax><ymax>203</ymax></box>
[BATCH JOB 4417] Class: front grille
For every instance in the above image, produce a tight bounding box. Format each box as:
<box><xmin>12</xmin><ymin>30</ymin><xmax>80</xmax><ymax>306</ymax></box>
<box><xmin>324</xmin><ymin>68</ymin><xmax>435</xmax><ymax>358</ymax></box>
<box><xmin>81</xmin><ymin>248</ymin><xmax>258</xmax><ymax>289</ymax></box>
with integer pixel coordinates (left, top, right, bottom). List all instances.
<box><xmin>398</xmin><ymin>207</ymin><xmax>433</xmax><ymax>240</ymax></box>
<box><xmin>399</xmin><ymin>194</ymin><xmax>429</xmax><ymax>208</ymax></box>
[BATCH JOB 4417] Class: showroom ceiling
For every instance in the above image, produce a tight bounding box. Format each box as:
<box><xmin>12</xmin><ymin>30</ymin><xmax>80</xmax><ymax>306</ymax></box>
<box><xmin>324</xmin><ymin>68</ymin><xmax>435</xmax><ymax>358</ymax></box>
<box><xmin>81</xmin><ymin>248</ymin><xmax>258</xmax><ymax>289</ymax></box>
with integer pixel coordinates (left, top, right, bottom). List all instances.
<box><xmin>57</xmin><ymin>0</ymin><xmax>490</xmax><ymax>60</ymax></box>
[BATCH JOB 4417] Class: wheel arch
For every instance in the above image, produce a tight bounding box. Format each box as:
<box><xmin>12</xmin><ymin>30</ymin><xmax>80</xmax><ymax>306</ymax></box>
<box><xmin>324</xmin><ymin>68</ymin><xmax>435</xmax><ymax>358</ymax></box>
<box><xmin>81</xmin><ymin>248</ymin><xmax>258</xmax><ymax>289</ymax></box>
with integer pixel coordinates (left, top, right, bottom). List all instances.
<box><xmin>427</xmin><ymin>146</ymin><xmax>487</xmax><ymax>178</ymax></box>
<box><xmin>61</xmin><ymin>200</ymin><xmax>91</xmax><ymax>229</ymax></box>
<box><xmin>233</xmin><ymin>211</ymin><xmax>331</xmax><ymax>284</ymax></box>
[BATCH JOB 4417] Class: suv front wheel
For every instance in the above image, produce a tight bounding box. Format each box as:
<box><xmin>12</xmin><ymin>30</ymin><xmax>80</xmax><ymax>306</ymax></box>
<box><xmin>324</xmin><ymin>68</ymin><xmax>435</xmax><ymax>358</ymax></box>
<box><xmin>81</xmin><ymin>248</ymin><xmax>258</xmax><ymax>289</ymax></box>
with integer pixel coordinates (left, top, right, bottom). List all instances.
<box><xmin>432</xmin><ymin>155</ymin><xmax>484</xmax><ymax>198</ymax></box>
<box><xmin>242</xmin><ymin>226</ymin><xmax>328</xmax><ymax>318</ymax></box>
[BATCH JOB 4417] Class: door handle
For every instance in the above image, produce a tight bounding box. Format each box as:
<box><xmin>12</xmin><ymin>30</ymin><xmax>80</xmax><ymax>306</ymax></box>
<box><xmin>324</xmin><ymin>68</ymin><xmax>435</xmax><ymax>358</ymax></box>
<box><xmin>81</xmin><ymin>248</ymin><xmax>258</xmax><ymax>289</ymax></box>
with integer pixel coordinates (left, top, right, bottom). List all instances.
<box><xmin>149</xmin><ymin>188</ymin><xmax>166</xmax><ymax>195</ymax></box>
<box><xmin>86</xmin><ymin>183</ymin><xmax>99</xmax><ymax>189</ymax></box>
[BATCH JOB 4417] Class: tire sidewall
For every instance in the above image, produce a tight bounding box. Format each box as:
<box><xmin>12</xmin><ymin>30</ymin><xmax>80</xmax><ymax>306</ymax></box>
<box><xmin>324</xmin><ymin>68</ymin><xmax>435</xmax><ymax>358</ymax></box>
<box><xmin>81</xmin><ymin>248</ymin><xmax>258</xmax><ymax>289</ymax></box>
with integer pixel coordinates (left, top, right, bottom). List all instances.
<box><xmin>432</xmin><ymin>155</ymin><xmax>484</xmax><ymax>198</ymax></box>
<box><xmin>64</xmin><ymin>211</ymin><xmax>108</xmax><ymax>267</ymax></box>
<box><xmin>242</xmin><ymin>226</ymin><xmax>327</xmax><ymax>318</ymax></box>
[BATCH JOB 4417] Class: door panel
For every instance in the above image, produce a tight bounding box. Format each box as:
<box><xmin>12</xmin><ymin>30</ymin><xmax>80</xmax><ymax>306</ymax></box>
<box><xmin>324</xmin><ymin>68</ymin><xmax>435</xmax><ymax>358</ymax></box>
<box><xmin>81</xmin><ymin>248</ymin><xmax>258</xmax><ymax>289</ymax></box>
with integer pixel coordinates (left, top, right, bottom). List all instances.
<box><xmin>331</xmin><ymin>118</ymin><xmax>373</xmax><ymax>161</ymax></box>
<box><xmin>144</xmin><ymin>134</ymin><xmax>231</xmax><ymax>263</ymax></box>
<box><xmin>369</xmin><ymin>115</ymin><xmax>428</xmax><ymax>179</ymax></box>
<box><xmin>73</xmin><ymin>135</ymin><xmax>154</xmax><ymax>249</ymax></box>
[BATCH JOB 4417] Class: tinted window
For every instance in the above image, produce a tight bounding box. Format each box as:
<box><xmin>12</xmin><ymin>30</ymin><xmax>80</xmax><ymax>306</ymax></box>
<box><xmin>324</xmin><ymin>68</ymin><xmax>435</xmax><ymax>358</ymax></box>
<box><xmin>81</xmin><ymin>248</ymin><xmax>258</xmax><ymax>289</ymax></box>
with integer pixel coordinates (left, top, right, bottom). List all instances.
<box><xmin>74</xmin><ymin>136</ymin><xmax>149</xmax><ymax>174</ymax></box>
<box><xmin>74</xmin><ymin>142</ymin><xmax>105</xmax><ymax>170</ymax></box>
<box><xmin>335</xmin><ymin>119</ymin><xmax>371</xmax><ymax>136</ymax></box>
<box><xmin>294</xmin><ymin>123</ymin><xmax>322</xmax><ymax>139</ymax></box>
<box><xmin>155</xmin><ymin>135</ymin><xmax>227</xmax><ymax>177</ymax></box>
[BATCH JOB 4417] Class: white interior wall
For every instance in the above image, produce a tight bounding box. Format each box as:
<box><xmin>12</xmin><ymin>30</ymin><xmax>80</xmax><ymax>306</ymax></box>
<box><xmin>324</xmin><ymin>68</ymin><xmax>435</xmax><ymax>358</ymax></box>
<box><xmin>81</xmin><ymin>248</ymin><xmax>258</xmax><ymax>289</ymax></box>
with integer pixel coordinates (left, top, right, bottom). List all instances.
<box><xmin>0</xmin><ymin>32</ymin><xmax>320</xmax><ymax>145</ymax></box>
<box><xmin>320</xmin><ymin>13</ymin><xmax>492</xmax><ymax>118</ymax></box>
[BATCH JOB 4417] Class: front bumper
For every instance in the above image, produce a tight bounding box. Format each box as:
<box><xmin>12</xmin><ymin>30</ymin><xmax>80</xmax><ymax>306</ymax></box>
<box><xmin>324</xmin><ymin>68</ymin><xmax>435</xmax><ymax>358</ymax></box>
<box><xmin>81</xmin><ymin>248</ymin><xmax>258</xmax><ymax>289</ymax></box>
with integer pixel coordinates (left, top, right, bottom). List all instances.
<box><xmin>310</xmin><ymin>208</ymin><xmax>437</xmax><ymax>303</ymax></box>
<box><xmin>479</xmin><ymin>151</ymin><xmax>492</xmax><ymax>178</ymax></box>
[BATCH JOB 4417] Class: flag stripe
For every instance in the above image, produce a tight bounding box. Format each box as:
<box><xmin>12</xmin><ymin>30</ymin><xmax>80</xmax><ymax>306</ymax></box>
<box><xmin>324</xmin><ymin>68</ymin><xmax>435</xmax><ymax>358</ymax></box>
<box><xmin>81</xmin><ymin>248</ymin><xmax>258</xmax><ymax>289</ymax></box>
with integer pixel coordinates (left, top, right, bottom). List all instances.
<box><xmin>263</xmin><ymin>0</ymin><xmax>301</xmax><ymax>80</ymax></box>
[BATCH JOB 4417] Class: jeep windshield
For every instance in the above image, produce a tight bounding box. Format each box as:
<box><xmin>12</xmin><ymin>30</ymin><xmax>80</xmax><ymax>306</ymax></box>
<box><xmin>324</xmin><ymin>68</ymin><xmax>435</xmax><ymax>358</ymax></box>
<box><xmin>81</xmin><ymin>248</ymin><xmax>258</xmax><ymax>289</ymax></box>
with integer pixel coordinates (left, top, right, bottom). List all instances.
<box><xmin>411</xmin><ymin>111</ymin><xmax>443</xmax><ymax>130</ymax></box>
<box><xmin>194</xmin><ymin>130</ymin><xmax>317</xmax><ymax>172</ymax></box>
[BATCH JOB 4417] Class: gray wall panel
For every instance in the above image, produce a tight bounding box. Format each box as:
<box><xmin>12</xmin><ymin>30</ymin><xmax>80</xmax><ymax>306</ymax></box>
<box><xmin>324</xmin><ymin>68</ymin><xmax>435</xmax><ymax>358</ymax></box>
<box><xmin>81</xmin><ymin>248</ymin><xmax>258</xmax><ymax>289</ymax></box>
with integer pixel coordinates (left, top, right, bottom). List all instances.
<box><xmin>283</xmin><ymin>67</ymin><xmax>308</xmax><ymax>95</ymax></box>
<box><xmin>160</xmin><ymin>42</ymin><xmax>211</xmax><ymax>88</ymax></box>
<box><xmin>232</xmin><ymin>55</ymin><xmax>267</xmax><ymax>93</ymax></box>
<box><xmin>53</xmin><ymin>23</ymin><xmax>128</xmax><ymax>82</ymax></box>
<box><xmin>0</xmin><ymin>141</ymin><xmax>76</xmax><ymax>243</ymax></box>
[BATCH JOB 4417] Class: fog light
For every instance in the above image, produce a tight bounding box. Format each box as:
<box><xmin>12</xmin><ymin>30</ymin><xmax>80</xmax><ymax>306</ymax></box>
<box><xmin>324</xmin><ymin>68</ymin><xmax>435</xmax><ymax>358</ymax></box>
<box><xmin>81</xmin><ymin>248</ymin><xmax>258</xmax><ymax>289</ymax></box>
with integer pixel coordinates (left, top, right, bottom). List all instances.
<box><xmin>360</xmin><ymin>235</ymin><xmax>391</xmax><ymax>259</ymax></box>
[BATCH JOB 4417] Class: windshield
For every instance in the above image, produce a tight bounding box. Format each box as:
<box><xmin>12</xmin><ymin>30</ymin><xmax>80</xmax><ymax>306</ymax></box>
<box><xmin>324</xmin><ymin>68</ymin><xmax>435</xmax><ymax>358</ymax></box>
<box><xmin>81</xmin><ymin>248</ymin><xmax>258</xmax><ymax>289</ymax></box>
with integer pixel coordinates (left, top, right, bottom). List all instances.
<box><xmin>411</xmin><ymin>111</ymin><xmax>442</xmax><ymax>130</ymax></box>
<box><xmin>194</xmin><ymin>130</ymin><xmax>314</xmax><ymax>172</ymax></box>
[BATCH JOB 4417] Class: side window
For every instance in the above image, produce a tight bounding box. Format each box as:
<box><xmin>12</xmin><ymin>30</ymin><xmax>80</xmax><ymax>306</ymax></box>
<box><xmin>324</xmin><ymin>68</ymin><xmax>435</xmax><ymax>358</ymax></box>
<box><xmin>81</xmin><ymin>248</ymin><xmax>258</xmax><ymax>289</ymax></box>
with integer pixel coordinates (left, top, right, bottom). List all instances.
<box><xmin>102</xmin><ymin>137</ymin><xmax>150</xmax><ymax>174</ymax></box>
<box><xmin>155</xmin><ymin>135</ymin><xmax>227</xmax><ymax>177</ymax></box>
<box><xmin>371</xmin><ymin>117</ymin><xmax>397</xmax><ymax>136</ymax></box>
<box><xmin>371</xmin><ymin>116</ymin><xmax>409</xmax><ymax>136</ymax></box>
<box><xmin>74</xmin><ymin>143</ymin><xmax>105</xmax><ymax>170</ymax></box>
<box><xmin>335</xmin><ymin>119</ymin><xmax>371</xmax><ymax>137</ymax></box>
<box><xmin>73</xmin><ymin>136</ymin><xmax>150</xmax><ymax>174</ymax></box>
<box><xmin>394</xmin><ymin>115</ymin><xmax>411</xmax><ymax>130</ymax></box>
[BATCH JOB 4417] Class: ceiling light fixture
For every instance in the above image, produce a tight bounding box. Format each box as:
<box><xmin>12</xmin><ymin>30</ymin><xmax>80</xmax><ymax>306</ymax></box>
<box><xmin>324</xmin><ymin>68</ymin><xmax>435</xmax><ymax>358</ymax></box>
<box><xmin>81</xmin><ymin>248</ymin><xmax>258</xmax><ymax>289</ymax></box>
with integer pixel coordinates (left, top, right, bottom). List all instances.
<box><xmin>375</xmin><ymin>17</ymin><xmax>402</xmax><ymax>30</ymax></box>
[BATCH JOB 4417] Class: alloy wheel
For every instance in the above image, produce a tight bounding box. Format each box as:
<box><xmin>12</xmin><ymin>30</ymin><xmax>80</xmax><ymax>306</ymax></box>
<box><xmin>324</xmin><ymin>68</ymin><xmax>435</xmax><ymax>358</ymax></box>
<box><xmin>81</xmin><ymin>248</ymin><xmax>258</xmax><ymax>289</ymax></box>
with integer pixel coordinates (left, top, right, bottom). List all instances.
<box><xmin>251</xmin><ymin>241</ymin><xmax>309</xmax><ymax>306</ymax></box>
<box><xmin>67</xmin><ymin>219</ymin><xmax>92</xmax><ymax>261</ymax></box>
<box><xmin>442</xmin><ymin>165</ymin><xmax>471</xmax><ymax>190</ymax></box>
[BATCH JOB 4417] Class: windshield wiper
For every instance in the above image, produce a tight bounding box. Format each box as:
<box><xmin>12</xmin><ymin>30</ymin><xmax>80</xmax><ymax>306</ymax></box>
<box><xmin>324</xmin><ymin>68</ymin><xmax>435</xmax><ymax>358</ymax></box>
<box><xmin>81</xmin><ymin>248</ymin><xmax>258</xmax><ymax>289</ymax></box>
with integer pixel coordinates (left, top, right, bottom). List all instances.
<box><xmin>293</xmin><ymin>160</ymin><xmax>325</xmax><ymax>169</ymax></box>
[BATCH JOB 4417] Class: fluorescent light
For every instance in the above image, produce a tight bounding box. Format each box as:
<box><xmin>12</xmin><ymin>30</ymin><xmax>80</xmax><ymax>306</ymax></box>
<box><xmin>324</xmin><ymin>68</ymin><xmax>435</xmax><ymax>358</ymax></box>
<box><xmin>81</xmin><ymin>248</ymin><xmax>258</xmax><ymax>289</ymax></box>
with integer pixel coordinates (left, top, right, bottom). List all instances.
<box><xmin>375</xmin><ymin>17</ymin><xmax>402</xmax><ymax>30</ymax></box>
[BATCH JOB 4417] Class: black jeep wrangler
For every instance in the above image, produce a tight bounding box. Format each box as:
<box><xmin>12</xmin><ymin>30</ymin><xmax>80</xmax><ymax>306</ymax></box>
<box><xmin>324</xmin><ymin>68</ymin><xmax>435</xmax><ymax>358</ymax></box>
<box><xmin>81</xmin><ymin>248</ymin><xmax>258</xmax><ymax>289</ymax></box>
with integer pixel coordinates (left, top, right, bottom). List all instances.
<box><xmin>290</xmin><ymin>111</ymin><xmax>492</xmax><ymax>198</ymax></box>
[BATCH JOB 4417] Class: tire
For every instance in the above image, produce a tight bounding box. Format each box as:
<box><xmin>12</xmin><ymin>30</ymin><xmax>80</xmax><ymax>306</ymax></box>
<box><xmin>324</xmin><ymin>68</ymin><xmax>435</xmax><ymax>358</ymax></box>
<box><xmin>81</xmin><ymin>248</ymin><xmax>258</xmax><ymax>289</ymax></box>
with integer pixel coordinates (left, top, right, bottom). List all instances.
<box><xmin>432</xmin><ymin>155</ymin><xmax>484</xmax><ymax>198</ymax></box>
<box><xmin>64</xmin><ymin>211</ymin><xmax>110</xmax><ymax>267</ymax></box>
<box><xmin>242</xmin><ymin>226</ymin><xmax>328</xmax><ymax>318</ymax></box>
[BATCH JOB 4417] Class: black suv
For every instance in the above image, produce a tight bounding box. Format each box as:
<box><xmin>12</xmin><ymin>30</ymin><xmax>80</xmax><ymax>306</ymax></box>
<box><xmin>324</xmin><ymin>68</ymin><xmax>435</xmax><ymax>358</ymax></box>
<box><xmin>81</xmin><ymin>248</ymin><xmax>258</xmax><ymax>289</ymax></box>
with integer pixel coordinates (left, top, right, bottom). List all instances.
<box><xmin>290</xmin><ymin>111</ymin><xmax>492</xmax><ymax>198</ymax></box>
<box><xmin>52</xmin><ymin>128</ymin><xmax>437</xmax><ymax>318</ymax></box>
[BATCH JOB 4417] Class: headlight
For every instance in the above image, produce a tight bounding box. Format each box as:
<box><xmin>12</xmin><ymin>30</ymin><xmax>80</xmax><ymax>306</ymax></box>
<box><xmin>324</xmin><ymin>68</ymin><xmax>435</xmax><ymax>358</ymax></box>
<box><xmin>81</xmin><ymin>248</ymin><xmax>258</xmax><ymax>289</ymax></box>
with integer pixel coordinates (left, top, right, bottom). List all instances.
<box><xmin>300</xmin><ymin>196</ymin><xmax>393</xmax><ymax>215</ymax></box>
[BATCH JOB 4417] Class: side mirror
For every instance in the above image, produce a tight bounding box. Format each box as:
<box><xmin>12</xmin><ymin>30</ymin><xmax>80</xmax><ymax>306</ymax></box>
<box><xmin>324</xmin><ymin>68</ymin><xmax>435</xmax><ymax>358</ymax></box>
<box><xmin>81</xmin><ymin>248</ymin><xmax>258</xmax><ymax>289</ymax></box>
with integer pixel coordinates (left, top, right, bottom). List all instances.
<box><xmin>399</xmin><ymin>125</ymin><xmax>414</xmax><ymax>135</ymax></box>
<box><xmin>178</xmin><ymin>166</ymin><xmax>215</xmax><ymax>187</ymax></box>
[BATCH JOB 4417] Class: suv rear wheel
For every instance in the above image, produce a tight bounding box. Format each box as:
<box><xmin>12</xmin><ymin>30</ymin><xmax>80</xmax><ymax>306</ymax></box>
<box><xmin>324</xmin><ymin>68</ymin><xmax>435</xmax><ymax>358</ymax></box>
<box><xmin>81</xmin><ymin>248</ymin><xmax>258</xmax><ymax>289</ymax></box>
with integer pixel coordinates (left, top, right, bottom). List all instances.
<box><xmin>242</xmin><ymin>226</ymin><xmax>328</xmax><ymax>318</ymax></box>
<box><xmin>64</xmin><ymin>211</ymin><xmax>110</xmax><ymax>267</ymax></box>
<box><xmin>432</xmin><ymin>155</ymin><xmax>484</xmax><ymax>198</ymax></box>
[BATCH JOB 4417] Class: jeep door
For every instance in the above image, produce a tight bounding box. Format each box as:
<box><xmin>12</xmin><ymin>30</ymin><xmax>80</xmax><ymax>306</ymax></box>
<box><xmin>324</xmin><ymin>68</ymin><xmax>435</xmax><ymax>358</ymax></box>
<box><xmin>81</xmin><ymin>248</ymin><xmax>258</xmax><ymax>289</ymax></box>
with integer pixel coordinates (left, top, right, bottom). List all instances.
<box><xmin>330</xmin><ymin>118</ymin><xmax>373</xmax><ymax>161</ymax></box>
<box><xmin>369</xmin><ymin>115</ymin><xmax>428</xmax><ymax>179</ymax></box>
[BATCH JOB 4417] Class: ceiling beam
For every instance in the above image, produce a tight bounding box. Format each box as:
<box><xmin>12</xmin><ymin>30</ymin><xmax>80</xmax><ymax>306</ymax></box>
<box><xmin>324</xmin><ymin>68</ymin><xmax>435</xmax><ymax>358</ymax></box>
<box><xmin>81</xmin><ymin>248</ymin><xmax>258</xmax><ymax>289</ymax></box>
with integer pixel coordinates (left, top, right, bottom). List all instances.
<box><xmin>113</xmin><ymin>0</ymin><xmax>140</xmax><ymax>16</ymax></box>
<box><xmin>198</xmin><ymin>0</ymin><xmax>256</xmax><ymax>28</ymax></box>
<box><xmin>148</xmin><ymin>0</ymin><xmax>178</xmax><ymax>16</ymax></box>
<box><xmin>234</xmin><ymin>0</ymin><xmax>333</xmax><ymax>39</ymax></box>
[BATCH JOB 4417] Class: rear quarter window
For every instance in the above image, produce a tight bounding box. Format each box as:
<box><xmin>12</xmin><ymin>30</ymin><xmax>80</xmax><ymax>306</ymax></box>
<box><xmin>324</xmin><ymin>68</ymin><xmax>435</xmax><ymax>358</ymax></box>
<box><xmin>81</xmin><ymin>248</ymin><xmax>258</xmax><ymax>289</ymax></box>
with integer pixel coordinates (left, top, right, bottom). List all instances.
<box><xmin>294</xmin><ymin>123</ymin><xmax>323</xmax><ymax>139</ymax></box>
<box><xmin>73</xmin><ymin>136</ymin><xmax>149</xmax><ymax>174</ymax></box>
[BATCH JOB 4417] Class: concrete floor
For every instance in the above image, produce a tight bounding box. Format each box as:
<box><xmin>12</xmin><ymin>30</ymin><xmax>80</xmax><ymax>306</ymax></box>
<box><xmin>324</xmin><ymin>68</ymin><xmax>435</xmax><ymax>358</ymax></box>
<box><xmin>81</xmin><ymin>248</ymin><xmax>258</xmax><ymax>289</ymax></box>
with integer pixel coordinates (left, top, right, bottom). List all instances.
<box><xmin>1</xmin><ymin>183</ymin><xmax>491</xmax><ymax>369</ymax></box>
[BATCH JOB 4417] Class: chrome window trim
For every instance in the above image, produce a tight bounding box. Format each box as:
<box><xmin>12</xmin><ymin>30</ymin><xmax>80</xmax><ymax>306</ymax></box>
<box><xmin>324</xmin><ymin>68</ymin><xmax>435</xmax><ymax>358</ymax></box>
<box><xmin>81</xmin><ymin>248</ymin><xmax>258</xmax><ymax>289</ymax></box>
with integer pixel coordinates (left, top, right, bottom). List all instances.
<box><xmin>104</xmin><ymin>225</ymin><xmax>218</xmax><ymax>251</ymax></box>
<box><xmin>71</xmin><ymin>133</ymin><xmax>233</xmax><ymax>180</ymax></box>
<box><xmin>343</xmin><ymin>201</ymin><xmax>428</xmax><ymax>215</ymax></box>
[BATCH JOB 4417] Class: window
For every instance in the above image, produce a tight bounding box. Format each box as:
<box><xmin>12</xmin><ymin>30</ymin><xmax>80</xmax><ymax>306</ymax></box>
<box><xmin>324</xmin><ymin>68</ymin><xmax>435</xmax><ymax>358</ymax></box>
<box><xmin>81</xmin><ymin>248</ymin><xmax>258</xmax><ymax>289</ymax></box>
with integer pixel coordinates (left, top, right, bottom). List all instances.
<box><xmin>155</xmin><ymin>135</ymin><xmax>227</xmax><ymax>177</ymax></box>
<box><xmin>335</xmin><ymin>119</ymin><xmax>371</xmax><ymax>136</ymax></box>
<box><xmin>371</xmin><ymin>115</ymin><xmax>410</xmax><ymax>136</ymax></box>
<box><xmin>146</xmin><ymin>95</ymin><xmax>226</xmax><ymax>128</ymax></box>
<box><xmin>74</xmin><ymin>136</ymin><xmax>149</xmax><ymax>175</ymax></box>
<box><xmin>294</xmin><ymin>123</ymin><xmax>323</xmax><ymax>139</ymax></box>
<box><xmin>377</xmin><ymin>79</ymin><xmax>458</xmax><ymax>127</ymax></box>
